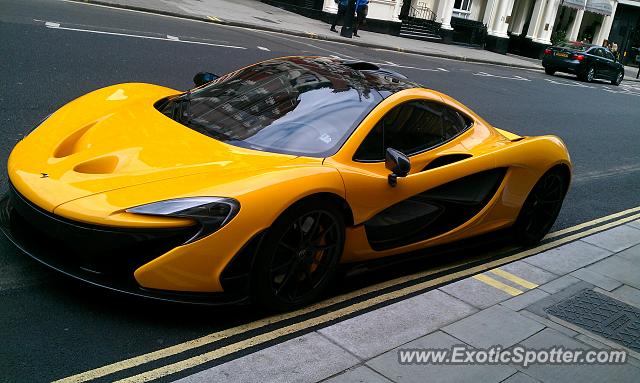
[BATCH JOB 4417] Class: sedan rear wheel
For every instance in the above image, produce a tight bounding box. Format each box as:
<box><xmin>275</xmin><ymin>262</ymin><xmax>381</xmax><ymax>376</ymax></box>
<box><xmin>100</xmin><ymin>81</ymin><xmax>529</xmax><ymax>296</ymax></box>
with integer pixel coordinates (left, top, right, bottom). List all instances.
<box><xmin>612</xmin><ymin>71</ymin><xmax>623</xmax><ymax>86</ymax></box>
<box><xmin>585</xmin><ymin>66</ymin><xmax>595</xmax><ymax>82</ymax></box>
<box><xmin>544</xmin><ymin>67</ymin><xmax>556</xmax><ymax>75</ymax></box>
<box><xmin>251</xmin><ymin>200</ymin><xmax>345</xmax><ymax>311</ymax></box>
<box><xmin>513</xmin><ymin>168</ymin><xmax>568</xmax><ymax>246</ymax></box>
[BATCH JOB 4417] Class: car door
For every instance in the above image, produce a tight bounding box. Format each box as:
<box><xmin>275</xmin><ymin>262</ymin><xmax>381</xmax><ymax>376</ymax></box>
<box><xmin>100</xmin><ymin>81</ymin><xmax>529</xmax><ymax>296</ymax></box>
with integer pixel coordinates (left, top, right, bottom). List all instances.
<box><xmin>601</xmin><ymin>49</ymin><xmax>618</xmax><ymax>79</ymax></box>
<box><xmin>333</xmin><ymin>98</ymin><xmax>506</xmax><ymax>251</ymax></box>
<box><xmin>590</xmin><ymin>48</ymin><xmax>608</xmax><ymax>78</ymax></box>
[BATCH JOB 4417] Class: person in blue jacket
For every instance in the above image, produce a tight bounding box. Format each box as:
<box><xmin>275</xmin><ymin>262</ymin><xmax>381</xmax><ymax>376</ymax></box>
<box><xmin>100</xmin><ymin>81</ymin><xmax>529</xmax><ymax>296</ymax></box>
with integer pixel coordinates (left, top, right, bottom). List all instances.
<box><xmin>330</xmin><ymin>0</ymin><xmax>350</xmax><ymax>33</ymax></box>
<box><xmin>353</xmin><ymin>0</ymin><xmax>369</xmax><ymax>37</ymax></box>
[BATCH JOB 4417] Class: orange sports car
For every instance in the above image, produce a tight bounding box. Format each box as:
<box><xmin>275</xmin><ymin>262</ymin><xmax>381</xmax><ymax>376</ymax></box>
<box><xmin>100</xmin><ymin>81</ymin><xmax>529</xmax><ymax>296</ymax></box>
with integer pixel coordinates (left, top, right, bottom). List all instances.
<box><xmin>1</xmin><ymin>57</ymin><xmax>571</xmax><ymax>310</ymax></box>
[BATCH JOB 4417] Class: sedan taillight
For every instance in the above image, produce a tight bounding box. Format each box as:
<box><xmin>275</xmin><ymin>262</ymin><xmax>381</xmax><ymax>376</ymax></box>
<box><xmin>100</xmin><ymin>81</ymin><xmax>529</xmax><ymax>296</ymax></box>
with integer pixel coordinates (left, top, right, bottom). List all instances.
<box><xmin>544</xmin><ymin>49</ymin><xmax>552</xmax><ymax>55</ymax></box>
<box><xmin>573</xmin><ymin>54</ymin><xmax>584</xmax><ymax>61</ymax></box>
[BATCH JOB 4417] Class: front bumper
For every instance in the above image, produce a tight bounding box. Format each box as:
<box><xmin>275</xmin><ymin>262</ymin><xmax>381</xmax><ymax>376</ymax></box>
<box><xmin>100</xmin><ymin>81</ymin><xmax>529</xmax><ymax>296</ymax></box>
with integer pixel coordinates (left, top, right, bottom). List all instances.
<box><xmin>0</xmin><ymin>185</ymin><xmax>250</xmax><ymax>305</ymax></box>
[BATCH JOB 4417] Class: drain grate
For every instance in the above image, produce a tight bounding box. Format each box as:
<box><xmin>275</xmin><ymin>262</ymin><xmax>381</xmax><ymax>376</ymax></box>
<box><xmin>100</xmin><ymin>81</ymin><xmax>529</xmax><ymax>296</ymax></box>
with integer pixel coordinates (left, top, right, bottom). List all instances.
<box><xmin>545</xmin><ymin>289</ymin><xmax>640</xmax><ymax>352</ymax></box>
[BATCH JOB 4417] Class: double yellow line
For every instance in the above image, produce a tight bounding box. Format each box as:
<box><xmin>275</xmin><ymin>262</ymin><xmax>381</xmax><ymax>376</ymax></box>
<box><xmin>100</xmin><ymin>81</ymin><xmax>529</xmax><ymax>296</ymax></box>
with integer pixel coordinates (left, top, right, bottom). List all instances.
<box><xmin>473</xmin><ymin>268</ymin><xmax>538</xmax><ymax>296</ymax></box>
<box><xmin>56</xmin><ymin>206</ymin><xmax>640</xmax><ymax>383</ymax></box>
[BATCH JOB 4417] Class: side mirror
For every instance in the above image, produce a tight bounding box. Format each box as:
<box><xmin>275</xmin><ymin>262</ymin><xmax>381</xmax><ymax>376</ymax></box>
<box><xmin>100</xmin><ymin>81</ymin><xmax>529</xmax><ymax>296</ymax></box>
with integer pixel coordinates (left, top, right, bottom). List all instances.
<box><xmin>193</xmin><ymin>72</ymin><xmax>220</xmax><ymax>87</ymax></box>
<box><xmin>385</xmin><ymin>148</ymin><xmax>411</xmax><ymax>187</ymax></box>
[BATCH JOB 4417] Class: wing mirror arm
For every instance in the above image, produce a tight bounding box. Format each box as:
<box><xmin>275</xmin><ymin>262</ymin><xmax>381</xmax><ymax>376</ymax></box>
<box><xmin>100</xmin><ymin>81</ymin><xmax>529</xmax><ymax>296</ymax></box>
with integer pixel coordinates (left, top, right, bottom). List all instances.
<box><xmin>385</xmin><ymin>148</ymin><xmax>411</xmax><ymax>187</ymax></box>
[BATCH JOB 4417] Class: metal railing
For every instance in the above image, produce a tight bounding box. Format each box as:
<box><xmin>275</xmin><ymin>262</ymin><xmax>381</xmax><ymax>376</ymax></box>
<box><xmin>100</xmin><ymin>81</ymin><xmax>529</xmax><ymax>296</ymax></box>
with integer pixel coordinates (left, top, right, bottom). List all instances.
<box><xmin>408</xmin><ymin>2</ymin><xmax>437</xmax><ymax>21</ymax></box>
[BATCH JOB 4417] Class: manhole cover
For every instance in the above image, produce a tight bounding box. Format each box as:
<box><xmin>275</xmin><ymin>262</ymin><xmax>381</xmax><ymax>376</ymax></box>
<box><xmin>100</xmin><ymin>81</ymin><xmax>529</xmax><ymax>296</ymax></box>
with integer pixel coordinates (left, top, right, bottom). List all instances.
<box><xmin>545</xmin><ymin>289</ymin><xmax>640</xmax><ymax>352</ymax></box>
<box><xmin>254</xmin><ymin>16</ymin><xmax>278</xmax><ymax>24</ymax></box>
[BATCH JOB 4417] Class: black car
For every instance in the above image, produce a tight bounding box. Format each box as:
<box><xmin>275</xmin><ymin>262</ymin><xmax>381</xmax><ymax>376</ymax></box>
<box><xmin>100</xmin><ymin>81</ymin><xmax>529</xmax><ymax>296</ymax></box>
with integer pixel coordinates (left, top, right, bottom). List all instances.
<box><xmin>542</xmin><ymin>42</ymin><xmax>624</xmax><ymax>85</ymax></box>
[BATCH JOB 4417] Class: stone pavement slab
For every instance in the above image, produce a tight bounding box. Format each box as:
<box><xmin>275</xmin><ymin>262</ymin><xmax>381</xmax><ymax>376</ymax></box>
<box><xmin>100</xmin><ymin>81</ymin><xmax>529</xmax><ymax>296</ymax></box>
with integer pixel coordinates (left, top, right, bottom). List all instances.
<box><xmin>497</xmin><ymin>261</ymin><xmax>558</xmax><ymax>286</ymax></box>
<box><xmin>442</xmin><ymin>305</ymin><xmax>545</xmax><ymax>349</ymax></box>
<box><xmin>585</xmin><ymin>255</ymin><xmax>640</xmax><ymax>289</ymax></box>
<box><xmin>570</xmin><ymin>267</ymin><xmax>623</xmax><ymax>291</ymax></box>
<box><xmin>500</xmin><ymin>289</ymin><xmax>550</xmax><ymax>312</ymax></box>
<box><xmin>501</xmin><ymin>372</ymin><xmax>542</xmax><ymax>383</ymax></box>
<box><xmin>581</xmin><ymin>224</ymin><xmax>640</xmax><ymax>252</ymax></box>
<box><xmin>318</xmin><ymin>289</ymin><xmax>476</xmax><ymax>360</ymax></box>
<box><xmin>523</xmin><ymin>240</ymin><xmax>612</xmax><ymax>275</ymax></box>
<box><xmin>617</xmin><ymin>243</ymin><xmax>640</xmax><ymax>262</ymax></box>
<box><xmin>438</xmin><ymin>275</ymin><xmax>513</xmax><ymax>309</ymax></box>
<box><xmin>175</xmin><ymin>332</ymin><xmax>359</xmax><ymax>383</ymax></box>
<box><xmin>323</xmin><ymin>366</ymin><xmax>393</xmax><ymax>383</ymax></box>
<box><xmin>366</xmin><ymin>331</ymin><xmax>517</xmax><ymax>383</ymax></box>
<box><xmin>537</xmin><ymin>275</ymin><xmax>581</xmax><ymax>294</ymax></box>
<box><xmin>628</xmin><ymin>219</ymin><xmax>640</xmax><ymax>230</ymax></box>
<box><xmin>515</xmin><ymin>328</ymin><xmax>640</xmax><ymax>383</ymax></box>
<box><xmin>609</xmin><ymin>285</ymin><xmax>640</xmax><ymax>307</ymax></box>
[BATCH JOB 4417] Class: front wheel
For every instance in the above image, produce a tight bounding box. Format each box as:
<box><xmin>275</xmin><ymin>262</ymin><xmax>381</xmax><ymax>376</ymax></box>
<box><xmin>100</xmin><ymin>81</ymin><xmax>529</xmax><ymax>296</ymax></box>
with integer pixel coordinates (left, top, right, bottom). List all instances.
<box><xmin>513</xmin><ymin>169</ymin><xmax>568</xmax><ymax>246</ymax></box>
<box><xmin>251</xmin><ymin>200</ymin><xmax>345</xmax><ymax>311</ymax></box>
<box><xmin>612</xmin><ymin>71</ymin><xmax>623</xmax><ymax>86</ymax></box>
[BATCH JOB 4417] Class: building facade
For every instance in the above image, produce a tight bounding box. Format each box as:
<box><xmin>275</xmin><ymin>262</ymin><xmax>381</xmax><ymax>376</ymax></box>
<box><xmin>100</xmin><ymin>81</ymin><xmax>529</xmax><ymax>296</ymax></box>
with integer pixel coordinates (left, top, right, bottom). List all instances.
<box><xmin>319</xmin><ymin>0</ymin><xmax>623</xmax><ymax>56</ymax></box>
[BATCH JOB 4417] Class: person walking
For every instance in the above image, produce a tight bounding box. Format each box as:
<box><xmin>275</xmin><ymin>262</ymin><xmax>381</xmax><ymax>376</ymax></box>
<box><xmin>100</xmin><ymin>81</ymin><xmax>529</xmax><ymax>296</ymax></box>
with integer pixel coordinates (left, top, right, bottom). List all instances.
<box><xmin>330</xmin><ymin>0</ymin><xmax>349</xmax><ymax>33</ymax></box>
<box><xmin>353</xmin><ymin>0</ymin><xmax>369</xmax><ymax>37</ymax></box>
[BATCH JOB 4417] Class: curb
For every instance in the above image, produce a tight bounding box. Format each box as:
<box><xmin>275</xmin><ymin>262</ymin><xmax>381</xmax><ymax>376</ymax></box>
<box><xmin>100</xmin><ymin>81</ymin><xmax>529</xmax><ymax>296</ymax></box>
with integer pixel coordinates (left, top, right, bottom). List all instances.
<box><xmin>69</xmin><ymin>0</ymin><xmax>543</xmax><ymax>71</ymax></box>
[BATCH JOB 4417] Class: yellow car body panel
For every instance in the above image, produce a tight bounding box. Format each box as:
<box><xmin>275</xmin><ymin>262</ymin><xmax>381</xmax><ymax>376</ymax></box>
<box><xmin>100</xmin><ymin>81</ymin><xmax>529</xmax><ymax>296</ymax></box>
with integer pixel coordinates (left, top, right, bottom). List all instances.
<box><xmin>4</xmin><ymin>59</ymin><xmax>571</xmax><ymax>297</ymax></box>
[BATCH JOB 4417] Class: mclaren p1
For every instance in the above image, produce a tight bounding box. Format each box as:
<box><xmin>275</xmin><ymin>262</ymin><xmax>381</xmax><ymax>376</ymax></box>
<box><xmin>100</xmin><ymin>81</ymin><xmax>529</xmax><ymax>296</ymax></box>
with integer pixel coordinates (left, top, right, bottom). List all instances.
<box><xmin>1</xmin><ymin>57</ymin><xmax>571</xmax><ymax>310</ymax></box>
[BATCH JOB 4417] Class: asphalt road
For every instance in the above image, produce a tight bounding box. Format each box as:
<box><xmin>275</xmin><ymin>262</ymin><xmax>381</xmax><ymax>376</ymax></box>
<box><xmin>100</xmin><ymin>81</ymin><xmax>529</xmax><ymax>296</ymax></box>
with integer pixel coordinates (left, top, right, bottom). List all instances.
<box><xmin>1</xmin><ymin>0</ymin><xmax>640</xmax><ymax>381</ymax></box>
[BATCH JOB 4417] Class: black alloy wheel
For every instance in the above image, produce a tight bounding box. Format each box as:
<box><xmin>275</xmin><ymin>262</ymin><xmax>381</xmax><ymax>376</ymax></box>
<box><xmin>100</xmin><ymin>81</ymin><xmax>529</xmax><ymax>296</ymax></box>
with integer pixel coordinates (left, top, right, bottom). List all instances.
<box><xmin>584</xmin><ymin>66</ymin><xmax>595</xmax><ymax>82</ymax></box>
<box><xmin>252</xmin><ymin>200</ymin><xmax>345</xmax><ymax>311</ymax></box>
<box><xmin>513</xmin><ymin>169</ymin><xmax>568</xmax><ymax>246</ymax></box>
<box><xmin>612</xmin><ymin>71</ymin><xmax>623</xmax><ymax>86</ymax></box>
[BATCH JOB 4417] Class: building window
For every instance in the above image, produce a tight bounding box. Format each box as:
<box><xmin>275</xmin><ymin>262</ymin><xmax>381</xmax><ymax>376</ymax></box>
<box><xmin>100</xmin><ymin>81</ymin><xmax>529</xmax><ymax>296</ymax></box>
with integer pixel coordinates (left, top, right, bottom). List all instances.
<box><xmin>453</xmin><ymin>0</ymin><xmax>472</xmax><ymax>19</ymax></box>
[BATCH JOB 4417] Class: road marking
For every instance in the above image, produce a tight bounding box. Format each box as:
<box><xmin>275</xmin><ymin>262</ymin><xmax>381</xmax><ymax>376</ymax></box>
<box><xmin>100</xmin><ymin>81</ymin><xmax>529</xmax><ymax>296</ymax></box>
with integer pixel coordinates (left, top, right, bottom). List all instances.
<box><xmin>207</xmin><ymin>16</ymin><xmax>221</xmax><ymax>22</ymax></box>
<box><xmin>257</xmin><ymin>46</ymin><xmax>270</xmax><ymax>51</ymax></box>
<box><xmin>438</xmin><ymin>67</ymin><xmax>449</xmax><ymax>72</ymax></box>
<box><xmin>473</xmin><ymin>72</ymin><xmax>531</xmax><ymax>81</ymax></box>
<box><xmin>166</xmin><ymin>34</ymin><xmax>179</xmax><ymax>41</ymax></box>
<box><xmin>41</xmin><ymin>22</ymin><xmax>247</xmax><ymax>49</ymax></box>
<box><xmin>55</xmin><ymin>208</ymin><xmax>640</xmax><ymax>383</ymax></box>
<box><xmin>473</xmin><ymin>274</ymin><xmax>523</xmax><ymax>296</ymax></box>
<box><xmin>489</xmin><ymin>268</ymin><xmax>538</xmax><ymax>289</ymax></box>
<box><xmin>573</xmin><ymin>164</ymin><xmax>640</xmax><ymax>184</ymax></box>
<box><xmin>546</xmin><ymin>205</ymin><xmax>640</xmax><ymax>240</ymax></box>
<box><xmin>544</xmin><ymin>78</ymin><xmax>595</xmax><ymax>88</ymax></box>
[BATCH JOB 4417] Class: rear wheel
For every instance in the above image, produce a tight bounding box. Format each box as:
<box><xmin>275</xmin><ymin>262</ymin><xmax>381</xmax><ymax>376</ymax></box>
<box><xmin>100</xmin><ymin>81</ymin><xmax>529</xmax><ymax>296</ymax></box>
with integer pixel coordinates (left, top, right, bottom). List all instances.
<box><xmin>513</xmin><ymin>168</ymin><xmax>568</xmax><ymax>246</ymax></box>
<box><xmin>611</xmin><ymin>71</ymin><xmax>623</xmax><ymax>86</ymax></box>
<box><xmin>251</xmin><ymin>200</ymin><xmax>345</xmax><ymax>311</ymax></box>
<box><xmin>544</xmin><ymin>67</ymin><xmax>556</xmax><ymax>75</ymax></box>
<box><xmin>580</xmin><ymin>66</ymin><xmax>595</xmax><ymax>82</ymax></box>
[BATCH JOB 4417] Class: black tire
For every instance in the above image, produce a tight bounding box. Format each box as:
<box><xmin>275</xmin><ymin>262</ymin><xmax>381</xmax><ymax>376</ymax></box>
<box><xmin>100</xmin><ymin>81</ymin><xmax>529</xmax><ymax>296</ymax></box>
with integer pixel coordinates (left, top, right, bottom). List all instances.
<box><xmin>544</xmin><ymin>67</ymin><xmax>556</xmax><ymax>75</ymax></box>
<box><xmin>251</xmin><ymin>199</ymin><xmax>345</xmax><ymax>311</ymax></box>
<box><xmin>580</xmin><ymin>66</ymin><xmax>595</xmax><ymax>82</ymax></box>
<box><xmin>611</xmin><ymin>71</ymin><xmax>623</xmax><ymax>86</ymax></box>
<box><xmin>513</xmin><ymin>168</ymin><xmax>568</xmax><ymax>246</ymax></box>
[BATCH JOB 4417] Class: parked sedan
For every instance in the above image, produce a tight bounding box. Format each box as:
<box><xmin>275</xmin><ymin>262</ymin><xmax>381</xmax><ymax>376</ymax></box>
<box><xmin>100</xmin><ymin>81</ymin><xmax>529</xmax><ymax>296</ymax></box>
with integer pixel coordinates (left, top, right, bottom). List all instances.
<box><xmin>542</xmin><ymin>41</ymin><xmax>624</xmax><ymax>85</ymax></box>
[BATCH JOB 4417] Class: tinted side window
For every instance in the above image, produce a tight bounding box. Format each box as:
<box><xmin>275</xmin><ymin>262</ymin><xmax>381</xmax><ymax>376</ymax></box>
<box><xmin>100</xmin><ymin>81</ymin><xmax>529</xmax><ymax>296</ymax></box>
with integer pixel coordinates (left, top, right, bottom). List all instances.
<box><xmin>353</xmin><ymin>101</ymin><xmax>471</xmax><ymax>161</ymax></box>
<box><xmin>384</xmin><ymin>101</ymin><xmax>444</xmax><ymax>155</ymax></box>
<box><xmin>604</xmin><ymin>50</ymin><xmax>615</xmax><ymax>60</ymax></box>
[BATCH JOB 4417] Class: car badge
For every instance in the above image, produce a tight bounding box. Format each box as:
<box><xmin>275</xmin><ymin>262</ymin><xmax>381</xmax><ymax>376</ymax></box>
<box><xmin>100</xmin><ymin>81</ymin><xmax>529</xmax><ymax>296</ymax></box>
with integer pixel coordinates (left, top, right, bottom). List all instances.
<box><xmin>40</xmin><ymin>173</ymin><xmax>49</xmax><ymax>178</ymax></box>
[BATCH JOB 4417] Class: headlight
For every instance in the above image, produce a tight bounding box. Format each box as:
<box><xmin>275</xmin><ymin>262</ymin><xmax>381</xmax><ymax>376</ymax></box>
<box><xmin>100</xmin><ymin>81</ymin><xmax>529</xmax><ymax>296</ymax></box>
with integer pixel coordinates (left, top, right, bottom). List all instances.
<box><xmin>126</xmin><ymin>197</ymin><xmax>240</xmax><ymax>244</ymax></box>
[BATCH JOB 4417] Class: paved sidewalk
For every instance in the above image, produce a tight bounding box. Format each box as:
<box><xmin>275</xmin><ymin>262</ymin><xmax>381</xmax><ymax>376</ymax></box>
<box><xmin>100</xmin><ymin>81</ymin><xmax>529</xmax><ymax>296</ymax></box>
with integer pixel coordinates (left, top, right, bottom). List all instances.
<box><xmin>71</xmin><ymin>0</ymin><xmax>543</xmax><ymax>70</ymax></box>
<box><xmin>177</xmin><ymin>220</ymin><xmax>640</xmax><ymax>383</ymax></box>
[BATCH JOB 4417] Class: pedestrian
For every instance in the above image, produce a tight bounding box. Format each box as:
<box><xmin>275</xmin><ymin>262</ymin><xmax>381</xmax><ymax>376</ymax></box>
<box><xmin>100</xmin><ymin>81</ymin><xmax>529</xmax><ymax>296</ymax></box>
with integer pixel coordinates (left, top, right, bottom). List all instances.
<box><xmin>330</xmin><ymin>0</ymin><xmax>349</xmax><ymax>33</ymax></box>
<box><xmin>353</xmin><ymin>0</ymin><xmax>369</xmax><ymax>37</ymax></box>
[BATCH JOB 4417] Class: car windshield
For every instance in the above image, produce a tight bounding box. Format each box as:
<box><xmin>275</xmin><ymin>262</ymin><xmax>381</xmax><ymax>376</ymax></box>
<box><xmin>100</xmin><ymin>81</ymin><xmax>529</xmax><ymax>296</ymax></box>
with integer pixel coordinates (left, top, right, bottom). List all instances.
<box><xmin>157</xmin><ymin>57</ymin><xmax>386</xmax><ymax>157</ymax></box>
<box><xmin>558</xmin><ymin>42</ymin><xmax>591</xmax><ymax>52</ymax></box>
